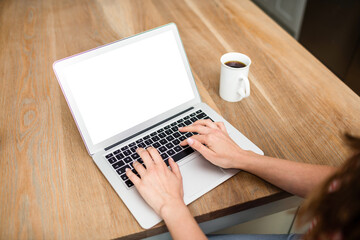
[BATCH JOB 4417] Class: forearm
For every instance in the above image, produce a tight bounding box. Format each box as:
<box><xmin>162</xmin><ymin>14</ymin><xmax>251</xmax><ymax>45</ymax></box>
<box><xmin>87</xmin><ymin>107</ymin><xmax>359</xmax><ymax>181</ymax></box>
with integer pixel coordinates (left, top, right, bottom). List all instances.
<box><xmin>237</xmin><ymin>152</ymin><xmax>337</xmax><ymax>198</ymax></box>
<box><xmin>161</xmin><ymin>201</ymin><xmax>207</xmax><ymax>240</ymax></box>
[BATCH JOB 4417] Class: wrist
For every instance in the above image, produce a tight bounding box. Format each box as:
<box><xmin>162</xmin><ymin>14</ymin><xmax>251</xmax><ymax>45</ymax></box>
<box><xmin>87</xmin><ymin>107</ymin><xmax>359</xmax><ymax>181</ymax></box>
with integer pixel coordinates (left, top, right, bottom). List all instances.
<box><xmin>233</xmin><ymin>148</ymin><xmax>260</xmax><ymax>170</ymax></box>
<box><xmin>160</xmin><ymin>199</ymin><xmax>188</xmax><ymax>221</ymax></box>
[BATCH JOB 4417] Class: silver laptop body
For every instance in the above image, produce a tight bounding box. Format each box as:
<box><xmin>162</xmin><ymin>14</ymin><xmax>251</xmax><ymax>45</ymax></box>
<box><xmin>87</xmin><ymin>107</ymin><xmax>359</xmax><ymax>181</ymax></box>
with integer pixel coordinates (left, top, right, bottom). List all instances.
<box><xmin>53</xmin><ymin>23</ymin><xmax>263</xmax><ymax>229</ymax></box>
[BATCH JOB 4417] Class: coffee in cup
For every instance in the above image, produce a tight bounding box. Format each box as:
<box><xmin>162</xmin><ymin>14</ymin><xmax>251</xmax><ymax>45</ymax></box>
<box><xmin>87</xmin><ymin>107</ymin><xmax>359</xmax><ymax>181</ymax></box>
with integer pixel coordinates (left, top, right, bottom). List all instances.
<box><xmin>219</xmin><ymin>52</ymin><xmax>251</xmax><ymax>102</ymax></box>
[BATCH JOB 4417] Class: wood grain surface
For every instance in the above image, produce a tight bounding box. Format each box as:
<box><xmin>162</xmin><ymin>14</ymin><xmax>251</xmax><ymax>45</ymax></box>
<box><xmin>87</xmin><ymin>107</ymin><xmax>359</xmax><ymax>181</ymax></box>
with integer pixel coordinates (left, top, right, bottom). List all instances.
<box><xmin>1</xmin><ymin>0</ymin><xmax>359</xmax><ymax>239</ymax></box>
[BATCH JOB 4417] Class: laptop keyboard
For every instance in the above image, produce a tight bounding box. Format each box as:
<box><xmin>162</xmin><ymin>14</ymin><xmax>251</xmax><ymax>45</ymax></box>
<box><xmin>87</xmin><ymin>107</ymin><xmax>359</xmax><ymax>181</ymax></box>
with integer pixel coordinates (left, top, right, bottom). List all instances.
<box><xmin>104</xmin><ymin>109</ymin><xmax>213</xmax><ymax>188</ymax></box>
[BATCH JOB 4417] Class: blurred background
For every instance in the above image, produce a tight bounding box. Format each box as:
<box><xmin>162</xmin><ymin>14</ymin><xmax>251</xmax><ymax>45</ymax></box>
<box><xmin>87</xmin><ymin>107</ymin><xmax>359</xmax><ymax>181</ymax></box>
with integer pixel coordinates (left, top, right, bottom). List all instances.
<box><xmin>252</xmin><ymin>0</ymin><xmax>360</xmax><ymax>96</ymax></box>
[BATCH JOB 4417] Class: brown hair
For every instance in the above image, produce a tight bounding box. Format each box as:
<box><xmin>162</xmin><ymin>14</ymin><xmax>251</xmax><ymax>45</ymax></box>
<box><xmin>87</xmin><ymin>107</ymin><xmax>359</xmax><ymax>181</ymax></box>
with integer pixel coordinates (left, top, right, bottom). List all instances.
<box><xmin>297</xmin><ymin>134</ymin><xmax>360</xmax><ymax>239</ymax></box>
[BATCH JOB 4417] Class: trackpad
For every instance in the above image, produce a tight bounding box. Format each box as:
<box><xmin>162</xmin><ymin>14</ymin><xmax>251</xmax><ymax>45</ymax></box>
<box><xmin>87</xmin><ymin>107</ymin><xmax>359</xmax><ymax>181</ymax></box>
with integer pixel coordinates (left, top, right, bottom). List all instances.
<box><xmin>180</xmin><ymin>156</ymin><xmax>226</xmax><ymax>198</ymax></box>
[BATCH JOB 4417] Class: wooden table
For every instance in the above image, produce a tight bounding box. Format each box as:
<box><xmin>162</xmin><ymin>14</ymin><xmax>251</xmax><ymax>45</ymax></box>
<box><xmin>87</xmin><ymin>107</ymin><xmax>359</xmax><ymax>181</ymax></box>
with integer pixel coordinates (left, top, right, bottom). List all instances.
<box><xmin>1</xmin><ymin>0</ymin><xmax>359</xmax><ymax>239</ymax></box>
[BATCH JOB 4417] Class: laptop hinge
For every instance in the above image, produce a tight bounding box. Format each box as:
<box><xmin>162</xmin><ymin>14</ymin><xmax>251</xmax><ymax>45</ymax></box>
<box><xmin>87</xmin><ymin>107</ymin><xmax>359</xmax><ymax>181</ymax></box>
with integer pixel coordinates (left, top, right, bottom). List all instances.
<box><xmin>104</xmin><ymin>107</ymin><xmax>194</xmax><ymax>151</ymax></box>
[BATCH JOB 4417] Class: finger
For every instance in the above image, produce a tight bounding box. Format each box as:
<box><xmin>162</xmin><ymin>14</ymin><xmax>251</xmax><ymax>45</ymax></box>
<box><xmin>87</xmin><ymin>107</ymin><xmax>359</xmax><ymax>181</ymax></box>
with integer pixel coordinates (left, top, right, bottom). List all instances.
<box><xmin>180</xmin><ymin>134</ymin><xmax>206</xmax><ymax>146</ymax></box>
<box><xmin>137</xmin><ymin>148</ymin><xmax>154</xmax><ymax>168</ymax></box>
<box><xmin>178</xmin><ymin>125</ymin><xmax>210</xmax><ymax>135</ymax></box>
<box><xmin>146</xmin><ymin>147</ymin><xmax>164</xmax><ymax>165</ymax></box>
<box><xmin>215</xmin><ymin>122</ymin><xmax>227</xmax><ymax>133</ymax></box>
<box><xmin>126</xmin><ymin>168</ymin><xmax>141</xmax><ymax>186</ymax></box>
<box><xmin>192</xmin><ymin>119</ymin><xmax>218</xmax><ymax>129</ymax></box>
<box><xmin>132</xmin><ymin>161</ymin><xmax>146</xmax><ymax>176</ymax></box>
<box><xmin>169</xmin><ymin>158</ymin><xmax>182</xmax><ymax>180</ymax></box>
<box><xmin>187</xmin><ymin>137</ymin><xmax>214</xmax><ymax>160</ymax></box>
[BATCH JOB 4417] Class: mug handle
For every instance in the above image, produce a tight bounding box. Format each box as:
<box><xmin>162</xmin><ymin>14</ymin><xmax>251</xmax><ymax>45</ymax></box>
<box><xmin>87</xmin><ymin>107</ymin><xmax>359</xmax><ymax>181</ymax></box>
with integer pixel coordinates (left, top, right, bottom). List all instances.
<box><xmin>237</xmin><ymin>75</ymin><xmax>250</xmax><ymax>98</ymax></box>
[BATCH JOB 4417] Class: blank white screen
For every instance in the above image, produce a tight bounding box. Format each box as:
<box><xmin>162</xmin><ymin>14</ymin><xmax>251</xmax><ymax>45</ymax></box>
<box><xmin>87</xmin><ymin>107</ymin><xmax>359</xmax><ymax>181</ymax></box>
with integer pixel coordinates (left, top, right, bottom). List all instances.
<box><xmin>63</xmin><ymin>30</ymin><xmax>195</xmax><ymax>145</ymax></box>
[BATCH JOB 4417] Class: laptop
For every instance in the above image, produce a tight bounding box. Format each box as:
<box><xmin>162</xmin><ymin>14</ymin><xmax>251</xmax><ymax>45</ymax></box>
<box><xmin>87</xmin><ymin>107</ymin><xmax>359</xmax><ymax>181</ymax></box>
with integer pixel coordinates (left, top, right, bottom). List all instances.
<box><xmin>53</xmin><ymin>23</ymin><xmax>263</xmax><ymax>229</ymax></box>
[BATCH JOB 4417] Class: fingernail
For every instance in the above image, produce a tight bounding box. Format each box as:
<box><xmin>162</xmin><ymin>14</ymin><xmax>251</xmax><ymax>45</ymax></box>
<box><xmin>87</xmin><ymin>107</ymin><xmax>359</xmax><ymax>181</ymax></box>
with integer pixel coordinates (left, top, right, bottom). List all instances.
<box><xmin>187</xmin><ymin>138</ymin><xmax>194</xmax><ymax>145</ymax></box>
<box><xmin>125</xmin><ymin>168</ymin><xmax>130</xmax><ymax>172</ymax></box>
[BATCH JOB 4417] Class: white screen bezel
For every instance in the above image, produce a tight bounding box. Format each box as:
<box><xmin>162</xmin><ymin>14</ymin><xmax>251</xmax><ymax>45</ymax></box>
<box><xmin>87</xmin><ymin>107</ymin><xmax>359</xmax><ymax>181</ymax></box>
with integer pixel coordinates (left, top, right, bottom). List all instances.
<box><xmin>53</xmin><ymin>23</ymin><xmax>201</xmax><ymax>155</ymax></box>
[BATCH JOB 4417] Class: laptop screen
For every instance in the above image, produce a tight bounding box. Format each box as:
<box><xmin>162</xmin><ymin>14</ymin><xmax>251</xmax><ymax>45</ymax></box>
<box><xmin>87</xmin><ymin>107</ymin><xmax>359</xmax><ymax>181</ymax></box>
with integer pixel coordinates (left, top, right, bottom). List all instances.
<box><xmin>62</xmin><ymin>30</ymin><xmax>195</xmax><ymax>145</ymax></box>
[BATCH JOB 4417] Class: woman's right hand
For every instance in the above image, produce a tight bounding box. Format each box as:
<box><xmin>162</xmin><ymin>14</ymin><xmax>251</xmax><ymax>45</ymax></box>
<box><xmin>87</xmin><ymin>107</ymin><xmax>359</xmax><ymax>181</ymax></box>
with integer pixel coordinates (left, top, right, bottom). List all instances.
<box><xmin>179</xmin><ymin>119</ymin><xmax>258</xmax><ymax>169</ymax></box>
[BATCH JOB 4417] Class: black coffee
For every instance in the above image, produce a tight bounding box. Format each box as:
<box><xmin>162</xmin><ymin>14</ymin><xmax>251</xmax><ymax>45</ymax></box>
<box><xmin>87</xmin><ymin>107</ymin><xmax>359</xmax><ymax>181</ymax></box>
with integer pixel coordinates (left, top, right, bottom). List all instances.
<box><xmin>225</xmin><ymin>60</ymin><xmax>246</xmax><ymax>68</ymax></box>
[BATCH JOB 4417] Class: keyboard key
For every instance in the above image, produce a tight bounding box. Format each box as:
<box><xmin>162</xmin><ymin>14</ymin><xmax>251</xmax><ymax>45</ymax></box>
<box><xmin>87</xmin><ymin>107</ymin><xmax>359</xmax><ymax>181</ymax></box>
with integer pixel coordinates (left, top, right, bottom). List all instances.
<box><xmin>151</xmin><ymin>136</ymin><xmax>160</xmax><ymax>142</ymax></box>
<box><xmin>171</xmin><ymin>126</ymin><xmax>178</xmax><ymax>132</ymax></box>
<box><xmin>150</xmin><ymin>132</ymin><xmax>157</xmax><ymax>136</ymax></box>
<box><xmin>112</xmin><ymin>160</ymin><xmax>125</xmax><ymax>169</ymax></box>
<box><xmin>145</xmin><ymin>139</ymin><xmax>153</xmax><ymax>145</ymax></box>
<box><xmin>129</xmin><ymin>142</ymin><xmax>136</xmax><ymax>147</ymax></box>
<box><xmin>143</xmin><ymin>135</ymin><xmax>150</xmax><ymax>140</ymax></box>
<box><xmin>132</xmin><ymin>168</ymin><xmax>138</xmax><ymax>175</ymax></box>
<box><xmin>157</xmin><ymin>129</ymin><xmax>164</xmax><ymax>133</ymax></box>
<box><xmin>184</xmin><ymin>120</ymin><xmax>192</xmax><ymax>125</ymax></box>
<box><xmin>172</xmin><ymin>147</ymin><xmax>195</xmax><ymax>162</ymax></box>
<box><xmin>179</xmin><ymin>136</ymin><xmax>186</xmax><ymax>141</ymax></box>
<box><xmin>184</xmin><ymin>116</ymin><xmax>190</xmax><ymax>120</ymax></box>
<box><xmin>166</xmin><ymin>136</ymin><xmax>174</xmax><ymax>141</ymax></box>
<box><xmin>117</xmin><ymin>166</ymin><xmax>127</xmax><ymax>175</ymax></box>
<box><xmin>137</xmin><ymin>142</ymin><xmax>145</xmax><ymax>148</ymax></box>
<box><xmin>190</xmin><ymin>117</ymin><xmax>198</xmax><ymax>122</ymax></box>
<box><xmin>131</xmin><ymin>153</ymin><xmax>140</xmax><ymax>160</ymax></box>
<box><xmin>164</xmin><ymin>125</ymin><xmax>171</xmax><ymax>129</ymax></box>
<box><xmin>125</xmin><ymin>180</ymin><xmax>134</xmax><ymax>188</ymax></box>
<box><xmin>130</xmin><ymin>147</ymin><xmax>137</xmax><ymax>153</ymax></box>
<box><xmin>172</xmin><ymin>139</ymin><xmax>180</xmax><ymax>145</ymax></box>
<box><xmin>185</xmin><ymin>132</ymin><xmax>193</xmax><ymax>138</ymax></box>
<box><xmin>196</xmin><ymin>110</ymin><xmax>202</xmax><ymax>114</ymax></box>
<box><xmin>174</xmin><ymin>146</ymin><xmax>182</xmax><ymax>152</ymax></box>
<box><xmin>178</xmin><ymin>123</ymin><xmax>185</xmax><ymax>127</ymax></box>
<box><xmin>121</xmin><ymin>146</ymin><xmax>128</xmax><ymax>151</ymax></box>
<box><xmin>153</xmin><ymin>142</ymin><xmax>161</xmax><ymax>148</ymax></box>
<box><xmin>177</xmin><ymin>119</ymin><xmax>183</xmax><ymax>123</ymax></box>
<box><xmin>120</xmin><ymin>174</ymin><xmax>129</xmax><ymax>181</ymax></box>
<box><xmin>165</xmin><ymin>129</ymin><xmax>173</xmax><ymax>135</ymax></box>
<box><xmin>114</xmin><ymin>149</ymin><xmax>121</xmax><ymax>155</ymax></box>
<box><xmin>160</xmin><ymin>153</ymin><xmax>168</xmax><ymax>160</ymax></box>
<box><xmin>123</xmin><ymin>150</ymin><xmax>132</xmax><ymax>156</ymax></box>
<box><xmin>120</xmin><ymin>174</ymin><xmax>128</xmax><ymax>181</ymax></box>
<box><xmin>181</xmin><ymin>144</ymin><xmax>189</xmax><ymax>149</ymax></box>
<box><xmin>173</xmin><ymin>132</ymin><xmax>181</xmax><ymax>138</ymax></box>
<box><xmin>171</xmin><ymin>122</ymin><xmax>177</xmax><ymax>126</ymax></box>
<box><xmin>108</xmin><ymin>157</ymin><xmax>117</xmax><ymax>164</ymax></box>
<box><xmin>164</xmin><ymin>159</ymin><xmax>169</xmax><ymax>166</ymax></box>
<box><xmin>136</xmin><ymin>139</ymin><xmax>143</xmax><ymax>143</ymax></box>
<box><xmin>124</xmin><ymin>157</ymin><xmax>132</xmax><ymax>164</ymax></box>
<box><xmin>158</xmin><ymin>132</ymin><xmax>166</xmax><ymax>138</ymax></box>
<box><xmin>138</xmin><ymin>159</ymin><xmax>144</xmax><ymax>164</ymax></box>
<box><xmin>167</xmin><ymin>149</ymin><xmax>175</xmax><ymax>156</ymax></box>
<box><xmin>159</xmin><ymin>139</ymin><xmax>167</xmax><ymax>145</ymax></box>
<box><xmin>105</xmin><ymin>153</ymin><xmax>113</xmax><ymax>159</ymax></box>
<box><xmin>165</xmin><ymin>143</ymin><xmax>174</xmax><ymax>149</ymax></box>
<box><xmin>204</xmin><ymin>117</ymin><xmax>213</xmax><ymax>121</ymax></box>
<box><xmin>159</xmin><ymin>146</ymin><xmax>167</xmax><ymax>153</ymax></box>
<box><xmin>190</xmin><ymin>113</ymin><xmax>196</xmax><ymax>117</ymax></box>
<box><xmin>196</xmin><ymin>113</ymin><xmax>207</xmax><ymax>119</ymax></box>
<box><xmin>115</xmin><ymin>153</ymin><xmax>124</xmax><ymax>160</ymax></box>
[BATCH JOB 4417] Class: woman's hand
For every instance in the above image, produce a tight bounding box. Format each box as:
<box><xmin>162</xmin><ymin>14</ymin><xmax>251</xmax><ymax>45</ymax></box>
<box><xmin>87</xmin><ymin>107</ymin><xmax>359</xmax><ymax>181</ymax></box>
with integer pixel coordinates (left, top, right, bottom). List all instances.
<box><xmin>125</xmin><ymin>147</ymin><xmax>185</xmax><ymax>218</ymax></box>
<box><xmin>126</xmin><ymin>147</ymin><xmax>207</xmax><ymax>240</ymax></box>
<box><xmin>179</xmin><ymin>119</ymin><xmax>257</xmax><ymax>169</ymax></box>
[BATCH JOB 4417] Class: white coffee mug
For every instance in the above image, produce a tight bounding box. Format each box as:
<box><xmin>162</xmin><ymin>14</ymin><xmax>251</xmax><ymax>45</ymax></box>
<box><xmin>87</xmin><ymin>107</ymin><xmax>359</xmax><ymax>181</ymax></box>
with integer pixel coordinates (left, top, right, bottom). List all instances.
<box><xmin>219</xmin><ymin>52</ymin><xmax>251</xmax><ymax>102</ymax></box>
